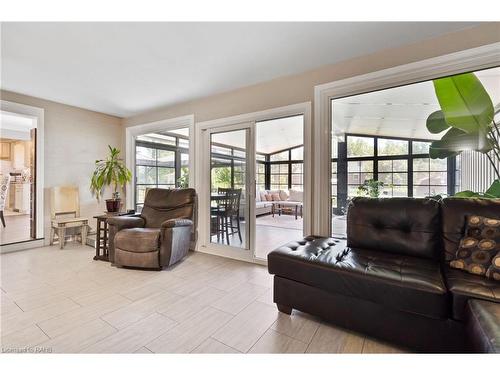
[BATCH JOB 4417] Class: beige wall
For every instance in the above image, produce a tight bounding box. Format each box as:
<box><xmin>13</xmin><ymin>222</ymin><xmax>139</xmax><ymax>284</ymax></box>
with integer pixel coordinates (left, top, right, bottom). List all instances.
<box><xmin>123</xmin><ymin>23</ymin><xmax>500</xmax><ymax>127</ymax></box>
<box><xmin>0</xmin><ymin>90</ymin><xmax>123</xmax><ymax>241</ymax></box>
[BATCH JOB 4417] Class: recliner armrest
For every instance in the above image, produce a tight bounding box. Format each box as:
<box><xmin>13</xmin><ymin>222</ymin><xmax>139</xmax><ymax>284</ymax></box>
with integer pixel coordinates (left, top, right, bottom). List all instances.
<box><xmin>161</xmin><ymin>218</ymin><xmax>193</xmax><ymax>228</ymax></box>
<box><xmin>107</xmin><ymin>216</ymin><xmax>145</xmax><ymax>231</ymax></box>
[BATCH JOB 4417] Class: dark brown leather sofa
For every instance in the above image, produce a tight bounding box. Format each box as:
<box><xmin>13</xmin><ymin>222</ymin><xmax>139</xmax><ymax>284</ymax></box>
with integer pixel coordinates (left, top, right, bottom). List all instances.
<box><xmin>107</xmin><ymin>188</ymin><xmax>196</xmax><ymax>270</ymax></box>
<box><xmin>268</xmin><ymin>197</ymin><xmax>500</xmax><ymax>352</ymax></box>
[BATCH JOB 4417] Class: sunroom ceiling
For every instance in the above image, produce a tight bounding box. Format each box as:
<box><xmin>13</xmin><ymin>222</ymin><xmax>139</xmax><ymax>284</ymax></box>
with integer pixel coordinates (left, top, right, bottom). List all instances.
<box><xmin>332</xmin><ymin>66</ymin><xmax>500</xmax><ymax>140</ymax></box>
<box><xmin>211</xmin><ymin>115</ymin><xmax>304</xmax><ymax>154</ymax></box>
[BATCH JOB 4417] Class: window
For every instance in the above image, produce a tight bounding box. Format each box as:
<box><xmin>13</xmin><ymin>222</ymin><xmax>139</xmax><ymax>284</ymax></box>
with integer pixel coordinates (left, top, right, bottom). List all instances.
<box><xmin>378</xmin><ymin>139</ymin><xmax>408</xmax><ymax>156</ymax></box>
<box><xmin>210</xmin><ymin>143</ymin><xmax>248</xmax><ymax>193</ymax></box>
<box><xmin>270</xmin><ymin>150</ymin><xmax>289</xmax><ymax>162</ymax></box>
<box><xmin>378</xmin><ymin>159</ymin><xmax>408</xmax><ymax>197</ymax></box>
<box><xmin>347</xmin><ymin>136</ymin><xmax>374</xmax><ymax>157</ymax></box>
<box><xmin>347</xmin><ymin>160</ymin><xmax>373</xmax><ymax>198</ymax></box>
<box><xmin>329</xmin><ymin>66</ymin><xmax>500</xmax><ymax>238</ymax></box>
<box><xmin>291</xmin><ymin>163</ymin><xmax>303</xmax><ymax>190</ymax></box>
<box><xmin>331</xmin><ymin>134</ymin><xmax>455</xmax><ymax>214</ymax></box>
<box><xmin>266</xmin><ymin>145</ymin><xmax>304</xmax><ymax>191</ymax></box>
<box><xmin>413</xmin><ymin>157</ymin><xmax>448</xmax><ymax>197</ymax></box>
<box><xmin>233</xmin><ymin>159</ymin><xmax>246</xmax><ymax>190</ymax></box>
<box><xmin>257</xmin><ymin>162</ymin><xmax>266</xmax><ymax>191</ymax></box>
<box><xmin>270</xmin><ymin>163</ymin><xmax>289</xmax><ymax>190</ymax></box>
<box><xmin>412</xmin><ymin>141</ymin><xmax>430</xmax><ymax>155</ymax></box>
<box><xmin>135</xmin><ymin>128</ymin><xmax>189</xmax><ymax>211</ymax></box>
<box><xmin>331</xmin><ymin>161</ymin><xmax>337</xmax><ymax>208</ymax></box>
<box><xmin>291</xmin><ymin>146</ymin><xmax>303</xmax><ymax>160</ymax></box>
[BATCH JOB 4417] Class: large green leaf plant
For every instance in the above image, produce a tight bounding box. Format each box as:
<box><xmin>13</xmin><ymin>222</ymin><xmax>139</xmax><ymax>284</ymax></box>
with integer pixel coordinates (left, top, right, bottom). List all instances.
<box><xmin>427</xmin><ymin>72</ymin><xmax>500</xmax><ymax>198</ymax></box>
<box><xmin>90</xmin><ymin>146</ymin><xmax>132</xmax><ymax>201</ymax></box>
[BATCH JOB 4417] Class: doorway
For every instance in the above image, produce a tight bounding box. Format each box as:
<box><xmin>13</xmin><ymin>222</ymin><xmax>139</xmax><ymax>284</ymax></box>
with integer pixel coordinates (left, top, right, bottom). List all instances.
<box><xmin>197</xmin><ymin>104</ymin><xmax>311</xmax><ymax>263</ymax></box>
<box><xmin>254</xmin><ymin>115</ymin><xmax>305</xmax><ymax>259</ymax></box>
<box><xmin>0</xmin><ymin>110</ymin><xmax>38</xmax><ymax>246</ymax></box>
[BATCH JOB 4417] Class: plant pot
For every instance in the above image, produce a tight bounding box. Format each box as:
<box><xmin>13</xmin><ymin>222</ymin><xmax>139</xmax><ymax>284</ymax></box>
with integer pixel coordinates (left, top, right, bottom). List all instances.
<box><xmin>105</xmin><ymin>198</ymin><xmax>121</xmax><ymax>213</ymax></box>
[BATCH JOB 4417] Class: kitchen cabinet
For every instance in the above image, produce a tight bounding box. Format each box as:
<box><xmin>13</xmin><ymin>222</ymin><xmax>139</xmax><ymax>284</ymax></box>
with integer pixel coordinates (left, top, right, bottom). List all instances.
<box><xmin>11</xmin><ymin>183</ymin><xmax>30</xmax><ymax>214</ymax></box>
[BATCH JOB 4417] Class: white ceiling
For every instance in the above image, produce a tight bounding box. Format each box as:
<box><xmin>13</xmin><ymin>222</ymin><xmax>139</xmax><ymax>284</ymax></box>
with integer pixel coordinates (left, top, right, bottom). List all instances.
<box><xmin>332</xmin><ymin>67</ymin><xmax>500</xmax><ymax>140</ymax></box>
<box><xmin>0</xmin><ymin>22</ymin><xmax>480</xmax><ymax>117</ymax></box>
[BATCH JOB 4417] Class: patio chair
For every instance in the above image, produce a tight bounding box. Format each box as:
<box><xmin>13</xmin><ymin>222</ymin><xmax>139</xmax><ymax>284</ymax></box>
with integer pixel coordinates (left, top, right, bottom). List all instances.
<box><xmin>212</xmin><ymin>188</ymin><xmax>242</xmax><ymax>245</ymax></box>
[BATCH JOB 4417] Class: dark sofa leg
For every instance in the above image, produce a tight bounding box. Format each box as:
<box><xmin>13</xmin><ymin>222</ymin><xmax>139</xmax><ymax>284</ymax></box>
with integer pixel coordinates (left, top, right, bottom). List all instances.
<box><xmin>277</xmin><ymin>303</ymin><xmax>292</xmax><ymax>314</ymax></box>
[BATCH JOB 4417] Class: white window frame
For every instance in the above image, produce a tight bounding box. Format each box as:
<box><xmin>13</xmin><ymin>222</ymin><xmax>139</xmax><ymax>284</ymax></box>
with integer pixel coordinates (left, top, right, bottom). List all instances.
<box><xmin>1</xmin><ymin>100</ymin><xmax>45</xmax><ymax>251</ymax></box>
<box><xmin>125</xmin><ymin>115</ymin><xmax>195</xmax><ymax>210</ymax></box>
<box><xmin>314</xmin><ymin>42</ymin><xmax>500</xmax><ymax>236</ymax></box>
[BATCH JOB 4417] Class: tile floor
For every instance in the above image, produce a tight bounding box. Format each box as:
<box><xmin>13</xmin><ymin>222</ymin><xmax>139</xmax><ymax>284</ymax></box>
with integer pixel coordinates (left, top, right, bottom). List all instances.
<box><xmin>0</xmin><ymin>243</ymin><xmax>406</xmax><ymax>354</ymax></box>
<box><xmin>0</xmin><ymin>213</ymin><xmax>33</xmax><ymax>246</ymax></box>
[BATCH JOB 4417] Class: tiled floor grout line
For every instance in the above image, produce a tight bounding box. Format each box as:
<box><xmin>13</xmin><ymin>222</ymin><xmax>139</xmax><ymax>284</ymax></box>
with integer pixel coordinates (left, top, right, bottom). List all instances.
<box><xmin>98</xmin><ymin>316</ymin><xmax>120</xmax><ymax>332</ymax></box>
<box><xmin>156</xmin><ymin>310</ymin><xmax>182</xmax><ymax>324</ymax></box>
<box><xmin>13</xmin><ymin>300</ymin><xmax>26</xmax><ymax>313</ymax></box>
<box><xmin>207</xmin><ymin>304</ymin><xmax>237</xmax><ymax>316</ymax></box>
<box><xmin>69</xmin><ymin>317</ymin><xmax>119</xmax><ymax>353</ymax></box>
<box><xmin>197</xmin><ymin>336</ymin><xmax>244</xmax><ymax>354</ymax></box>
<box><xmin>91</xmin><ymin>312</ymin><xmax>179</xmax><ymax>354</ymax></box>
<box><xmin>35</xmin><ymin>323</ymin><xmax>52</xmax><ymax>340</ymax></box>
<box><xmin>304</xmin><ymin>323</ymin><xmax>321</xmax><ymax>353</ymax></box>
<box><xmin>243</xmin><ymin>316</ymin><xmax>280</xmax><ymax>353</ymax></box>
<box><xmin>269</xmin><ymin>325</ymin><xmax>313</xmax><ymax>345</ymax></box>
<box><xmin>66</xmin><ymin>296</ymin><xmax>83</xmax><ymax>307</ymax></box>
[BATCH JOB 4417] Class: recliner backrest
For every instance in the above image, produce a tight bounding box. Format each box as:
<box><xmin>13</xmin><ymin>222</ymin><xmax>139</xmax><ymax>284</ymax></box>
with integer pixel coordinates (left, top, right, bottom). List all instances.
<box><xmin>141</xmin><ymin>188</ymin><xmax>196</xmax><ymax>229</ymax></box>
<box><xmin>347</xmin><ymin>197</ymin><xmax>442</xmax><ymax>260</ymax></box>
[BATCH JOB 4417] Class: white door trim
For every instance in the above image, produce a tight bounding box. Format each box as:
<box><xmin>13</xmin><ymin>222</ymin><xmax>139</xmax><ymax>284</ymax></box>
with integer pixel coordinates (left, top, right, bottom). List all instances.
<box><xmin>1</xmin><ymin>100</ymin><xmax>44</xmax><ymax>249</ymax></box>
<box><xmin>195</xmin><ymin>102</ymin><xmax>312</xmax><ymax>262</ymax></box>
<box><xmin>124</xmin><ymin>114</ymin><xmax>195</xmax><ymax>210</ymax></box>
<box><xmin>313</xmin><ymin>42</ymin><xmax>500</xmax><ymax>237</ymax></box>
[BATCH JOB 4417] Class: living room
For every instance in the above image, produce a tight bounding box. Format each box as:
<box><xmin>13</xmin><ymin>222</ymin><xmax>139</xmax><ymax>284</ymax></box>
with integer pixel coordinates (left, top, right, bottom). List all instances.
<box><xmin>1</xmin><ymin>3</ymin><xmax>499</xmax><ymax>374</ymax></box>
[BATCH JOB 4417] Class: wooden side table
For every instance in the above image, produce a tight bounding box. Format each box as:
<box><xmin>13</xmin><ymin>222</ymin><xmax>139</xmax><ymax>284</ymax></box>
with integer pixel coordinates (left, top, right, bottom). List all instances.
<box><xmin>93</xmin><ymin>212</ymin><xmax>131</xmax><ymax>261</ymax></box>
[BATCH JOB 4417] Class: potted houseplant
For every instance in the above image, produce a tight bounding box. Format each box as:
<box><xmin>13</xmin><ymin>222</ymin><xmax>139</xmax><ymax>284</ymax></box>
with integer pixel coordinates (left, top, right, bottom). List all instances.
<box><xmin>426</xmin><ymin>72</ymin><xmax>500</xmax><ymax>198</ymax></box>
<box><xmin>90</xmin><ymin>146</ymin><xmax>132</xmax><ymax>212</ymax></box>
<box><xmin>357</xmin><ymin>178</ymin><xmax>388</xmax><ymax>198</ymax></box>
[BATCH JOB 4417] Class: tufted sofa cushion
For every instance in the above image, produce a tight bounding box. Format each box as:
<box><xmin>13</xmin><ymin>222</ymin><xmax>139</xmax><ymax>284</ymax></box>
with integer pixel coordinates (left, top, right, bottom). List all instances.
<box><xmin>347</xmin><ymin>197</ymin><xmax>441</xmax><ymax>260</ymax></box>
<box><xmin>268</xmin><ymin>236</ymin><xmax>449</xmax><ymax>319</ymax></box>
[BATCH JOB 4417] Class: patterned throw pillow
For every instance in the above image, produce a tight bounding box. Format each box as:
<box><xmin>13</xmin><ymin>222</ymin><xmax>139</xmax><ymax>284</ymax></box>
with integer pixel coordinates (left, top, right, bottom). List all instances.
<box><xmin>450</xmin><ymin>215</ymin><xmax>500</xmax><ymax>280</ymax></box>
<box><xmin>271</xmin><ymin>193</ymin><xmax>281</xmax><ymax>201</ymax></box>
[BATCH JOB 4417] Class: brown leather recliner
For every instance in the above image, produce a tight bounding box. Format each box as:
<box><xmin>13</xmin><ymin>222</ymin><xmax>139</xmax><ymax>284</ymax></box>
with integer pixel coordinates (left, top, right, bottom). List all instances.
<box><xmin>107</xmin><ymin>188</ymin><xmax>196</xmax><ymax>270</ymax></box>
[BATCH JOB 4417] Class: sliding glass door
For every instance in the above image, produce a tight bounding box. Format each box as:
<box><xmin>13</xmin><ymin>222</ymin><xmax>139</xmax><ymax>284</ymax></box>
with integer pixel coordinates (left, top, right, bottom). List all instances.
<box><xmin>199</xmin><ymin>112</ymin><xmax>308</xmax><ymax>263</ymax></box>
<box><xmin>202</xmin><ymin>123</ymin><xmax>255</xmax><ymax>260</ymax></box>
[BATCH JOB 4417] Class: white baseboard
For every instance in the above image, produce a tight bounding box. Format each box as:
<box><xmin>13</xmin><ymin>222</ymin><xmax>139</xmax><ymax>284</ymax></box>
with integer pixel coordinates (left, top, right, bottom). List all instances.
<box><xmin>0</xmin><ymin>239</ymin><xmax>45</xmax><ymax>254</ymax></box>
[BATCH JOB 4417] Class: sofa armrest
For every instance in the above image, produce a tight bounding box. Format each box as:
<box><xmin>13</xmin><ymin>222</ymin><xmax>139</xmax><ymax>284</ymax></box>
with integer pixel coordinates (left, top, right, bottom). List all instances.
<box><xmin>161</xmin><ymin>218</ymin><xmax>193</xmax><ymax>229</ymax></box>
<box><xmin>107</xmin><ymin>216</ymin><xmax>145</xmax><ymax>230</ymax></box>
